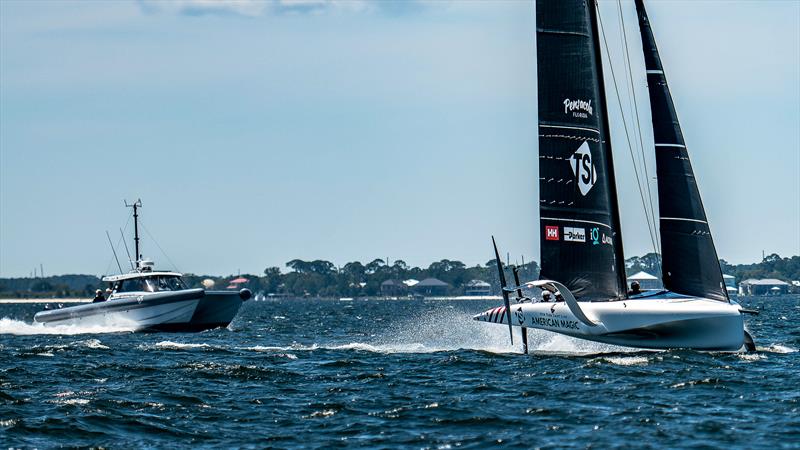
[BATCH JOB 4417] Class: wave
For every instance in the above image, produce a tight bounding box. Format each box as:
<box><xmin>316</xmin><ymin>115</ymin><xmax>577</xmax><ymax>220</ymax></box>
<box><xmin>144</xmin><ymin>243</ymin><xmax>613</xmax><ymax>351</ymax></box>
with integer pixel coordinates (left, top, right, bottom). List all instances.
<box><xmin>0</xmin><ymin>317</ymin><xmax>137</xmax><ymax>335</ymax></box>
<box><xmin>598</xmin><ymin>355</ymin><xmax>651</xmax><ymax>366</ymax></box>
<box><xmin>146</xmin><ymin>341</ymin><xmax>213</xmax><ymax>350</ymax></box>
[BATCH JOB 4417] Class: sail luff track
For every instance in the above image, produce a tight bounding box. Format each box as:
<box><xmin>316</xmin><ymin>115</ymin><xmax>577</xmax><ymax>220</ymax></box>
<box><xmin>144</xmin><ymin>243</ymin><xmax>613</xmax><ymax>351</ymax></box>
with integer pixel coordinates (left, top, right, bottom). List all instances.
<box><xmin>634</xmin><ymin>0</ymin><xmax>728</xmax><ymax>302</ymax></box>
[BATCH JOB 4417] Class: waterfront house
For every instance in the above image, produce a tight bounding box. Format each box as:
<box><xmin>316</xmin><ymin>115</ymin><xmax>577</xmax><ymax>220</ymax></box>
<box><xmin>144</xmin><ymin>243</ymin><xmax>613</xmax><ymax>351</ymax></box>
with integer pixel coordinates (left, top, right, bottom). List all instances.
<box><xmin>464</xmin><ymin>279</ymin><xmax>492</xmax><ymax>296</ymax></box>
<box><xmin>739</xmin><ymin>278</ymin><xmax>790</xmax><ymax>296</ymax></box>
<box><xmin>413</xmin><ymin>278</ymin><xmax>450</xmax><ymax>296</ymax></box>
<box><xmin>380</xmin><ymin>279</ymin><xmax>407</xmax><ymax>297</ymax></box>
<box><xmin>626</xmin><ymin>271</ymin><xmax>662</xmax><ymax>291</ymax></box>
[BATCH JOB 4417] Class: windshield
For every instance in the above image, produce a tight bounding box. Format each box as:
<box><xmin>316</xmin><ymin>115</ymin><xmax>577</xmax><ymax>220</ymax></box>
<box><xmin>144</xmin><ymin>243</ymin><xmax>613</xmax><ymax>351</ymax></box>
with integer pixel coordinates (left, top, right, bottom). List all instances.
<box><xmin>149</xmin><ymin>276</ymin><xmax>186</xmax><ymax>291</ymax></box>
<box><xmin>113</xmin><ymin>276</ymin><xmax>186</xmax><ymax>293</ymax></box>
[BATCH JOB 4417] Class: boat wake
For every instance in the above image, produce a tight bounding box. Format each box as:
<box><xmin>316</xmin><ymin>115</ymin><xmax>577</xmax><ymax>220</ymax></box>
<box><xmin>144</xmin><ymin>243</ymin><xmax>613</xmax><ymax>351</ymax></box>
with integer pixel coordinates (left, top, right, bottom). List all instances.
<box><xmin>0</xmin><ymin>317</ymin><xmax>137</xmax><ymax>335</ymax></box>
<box><xmin>241</xmin><ymin>309</ymin><xmax>640</xmax><ymax>356</ymax></box>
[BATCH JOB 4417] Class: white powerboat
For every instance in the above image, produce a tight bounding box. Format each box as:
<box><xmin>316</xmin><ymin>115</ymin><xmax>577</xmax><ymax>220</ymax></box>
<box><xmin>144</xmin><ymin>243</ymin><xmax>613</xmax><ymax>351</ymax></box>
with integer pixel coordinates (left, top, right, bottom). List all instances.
<box><xmin>34</xmin><ymin>200</ymin><xmax>250</xmax><ymax>331</ymax></box>
<box><xmin>475</xmin><ymin>0</ymin><xmax>756</xmax><ymax>352</ymax></box>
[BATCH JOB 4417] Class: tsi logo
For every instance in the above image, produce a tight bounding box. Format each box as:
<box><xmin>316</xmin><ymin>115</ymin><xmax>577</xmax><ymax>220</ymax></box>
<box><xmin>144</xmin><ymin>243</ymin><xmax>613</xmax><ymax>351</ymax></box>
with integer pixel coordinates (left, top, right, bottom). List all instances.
<box><xmin>563</xmin><ymin>227</ymin><xmax>586</xmax><ymax>242</ymax></box>
<box><xmin>570</xmin><ymin>141</ymin><xmax>597</xmax><ymax>196</ymax></box>
<box><xmin>545</xmin><ymin>226</ymin><xmax>560</xmax><ymax>241</ymax></box>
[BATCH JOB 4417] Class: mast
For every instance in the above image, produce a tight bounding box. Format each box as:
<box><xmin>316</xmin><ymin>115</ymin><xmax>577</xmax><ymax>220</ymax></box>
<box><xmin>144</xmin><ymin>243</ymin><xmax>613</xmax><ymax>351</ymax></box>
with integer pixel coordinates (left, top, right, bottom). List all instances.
<box><xmin>588</xmin><ymin>0</ymin><xmax>627</xmax><ymax>296</ymax></box>
<box><xmin>536</xmin><ymin>0</ymin><xmax>627</xmax><ymax>301</ymax></box>
<box><xmin>634</xmin><ymin>0</ymin><xmax>728</xmax><ymax>301</ymax></box>
<box><xmin>125</xmin><ymin>199</ymin><xmax>143</xmax><ymax>265</ymax></box>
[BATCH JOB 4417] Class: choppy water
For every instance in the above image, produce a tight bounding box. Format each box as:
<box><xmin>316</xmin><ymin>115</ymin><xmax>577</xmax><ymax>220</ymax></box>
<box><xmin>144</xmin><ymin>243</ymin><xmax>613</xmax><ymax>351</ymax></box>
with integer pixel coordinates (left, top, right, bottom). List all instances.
<box><xmin>1</xmin><ymin>296</ymin><xmax>798</xmax><ymax>448</ymax></box>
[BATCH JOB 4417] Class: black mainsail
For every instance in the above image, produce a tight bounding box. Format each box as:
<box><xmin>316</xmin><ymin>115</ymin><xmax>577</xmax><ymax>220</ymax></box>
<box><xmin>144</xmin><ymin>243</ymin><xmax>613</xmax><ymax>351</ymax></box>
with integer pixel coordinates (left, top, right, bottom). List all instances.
<box><xmin>537</xmin><ymin>0</ymin><xmax>627</xmax><ymax>301</ymax></box>
<box><xmin>635</xmin><ymin>0</ymin><xmax>728</xmax><ymax>302</ymax></box>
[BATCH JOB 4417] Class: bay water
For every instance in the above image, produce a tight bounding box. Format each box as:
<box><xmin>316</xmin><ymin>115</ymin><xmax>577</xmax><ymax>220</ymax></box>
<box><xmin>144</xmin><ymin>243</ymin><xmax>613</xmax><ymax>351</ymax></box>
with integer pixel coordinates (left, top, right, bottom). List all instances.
<box><xmin>1</xmin><ymin>296</ymin><xmax>798</xmax><ymax>448</ymax></box>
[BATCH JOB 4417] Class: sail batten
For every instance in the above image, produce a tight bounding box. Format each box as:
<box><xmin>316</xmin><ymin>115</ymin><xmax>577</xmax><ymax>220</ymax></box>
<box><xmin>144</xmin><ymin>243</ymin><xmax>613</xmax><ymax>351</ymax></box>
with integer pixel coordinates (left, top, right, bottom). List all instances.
<box><xmin>537</xmin><ymin>0</ymin><xmax>627</xmax><ymax>301</ymax></box>
<box><xmin>635</xmin><ymin>0</ymin><xmax>728</xmax><ymax>302</ymax></box>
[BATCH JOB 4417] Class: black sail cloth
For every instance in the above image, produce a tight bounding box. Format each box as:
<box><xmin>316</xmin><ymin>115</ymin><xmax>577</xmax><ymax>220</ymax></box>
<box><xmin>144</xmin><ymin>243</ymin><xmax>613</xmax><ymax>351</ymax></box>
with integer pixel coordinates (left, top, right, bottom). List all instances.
<box><xmin>635</xmin><ymin>0</ymin><xmax>728</xmax><ymax>302</ymax></box>
<box><xmin>537</xmin><ymin>0</ymin><xmax>627</xmax><ymax>301</ymax></box>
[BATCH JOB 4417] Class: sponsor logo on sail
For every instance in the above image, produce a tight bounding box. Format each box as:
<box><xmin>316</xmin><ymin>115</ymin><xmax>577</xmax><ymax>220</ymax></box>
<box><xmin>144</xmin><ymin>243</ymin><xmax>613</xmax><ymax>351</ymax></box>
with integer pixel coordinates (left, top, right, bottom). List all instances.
<box><xmin>570</xmin><ymin>141</ymin><xmax>597</xmax><ymax>196</ymax></box>
<box><xmin>563</xmin><ymin>227</ymin><xmax>586</xmax><ymax>242</ymax></box>
<box><xmin>590</xmin><ymin>227</ymin><xmax>600</xmax><ymax>245</ymax></box>
<box><xmin>563</xmin><ymin>98</ymin><xmax>593</xmax><ymax>118</ymax></box>
<box><xmin>545</xmin><ymin>226</ymin><xmax>559</xmax><ymax>241</ymax></box>
<box><xmin>601</xmin><ymin>233</ymin><xmax>612</xmax><ymax>245</ymax></box>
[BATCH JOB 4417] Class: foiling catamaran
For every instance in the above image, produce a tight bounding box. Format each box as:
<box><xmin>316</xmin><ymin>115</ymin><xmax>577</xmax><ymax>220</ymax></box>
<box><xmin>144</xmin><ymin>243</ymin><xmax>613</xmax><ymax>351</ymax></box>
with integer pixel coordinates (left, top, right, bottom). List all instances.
<box><xmin>476</xmin><ymin>0</ymin><xmax>757</xmax><ymax>352</ymax></box>
<box><xmin>34</xmin><ymin>200</ymin><xmax>251</xmax><ymax>331</ymax></box>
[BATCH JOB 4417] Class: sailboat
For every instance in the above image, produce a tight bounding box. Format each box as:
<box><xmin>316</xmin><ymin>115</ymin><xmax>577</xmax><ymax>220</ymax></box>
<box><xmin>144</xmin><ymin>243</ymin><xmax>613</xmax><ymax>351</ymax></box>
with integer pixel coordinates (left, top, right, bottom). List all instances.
<box><xmin>475</xmin><ymin>0</ymin><xmax>756</xmax><ymax>352</ymax></box>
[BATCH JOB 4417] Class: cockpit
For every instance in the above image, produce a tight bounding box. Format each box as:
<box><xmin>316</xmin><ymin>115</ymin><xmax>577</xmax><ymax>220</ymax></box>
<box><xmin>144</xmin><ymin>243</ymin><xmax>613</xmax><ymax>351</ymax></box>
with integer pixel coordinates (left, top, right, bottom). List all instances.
<box><xmin>111</xmin><ymin>275</ymin><xmax>187</xmax><ymax>293</ymax></box>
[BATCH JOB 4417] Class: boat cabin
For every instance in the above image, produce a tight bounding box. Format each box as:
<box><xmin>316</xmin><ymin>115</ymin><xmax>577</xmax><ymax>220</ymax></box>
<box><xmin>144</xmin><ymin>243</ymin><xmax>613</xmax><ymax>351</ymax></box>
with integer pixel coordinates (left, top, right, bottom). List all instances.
<box><xmin>102</xmin><ymin>271</ymin><xmax>187</xmax><ymax>295</ymax></box>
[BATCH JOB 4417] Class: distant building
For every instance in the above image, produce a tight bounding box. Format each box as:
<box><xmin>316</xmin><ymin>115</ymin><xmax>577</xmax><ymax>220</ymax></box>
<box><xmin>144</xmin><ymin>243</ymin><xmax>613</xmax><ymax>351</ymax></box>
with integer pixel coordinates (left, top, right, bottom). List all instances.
<box><xmin>739</xmin><ymin>279</ymin><xmax>790</xmax><ymax>296</ymax></box>
<box><xmin>403</xmin><ymin>279</ymin><xmax>419</xmax><ymax>288</ymax></box>
<box><xmin>227</xmin><ymin>277</ymin><xmax>249</xmax><ymax>290</ymax></box>
<box><xmin>413</xmin><ymin>278</ymin><xmax>450</xmax><ymax>296</ymax></box>
<box><xmin>626</xmin><ymin>271</ymin><xmax>662</xmax><ymax>291</ymax></box>
<box><xmin>722</xmin><ymin>274</ymin><xmax>735</xmax><ymax>288</ymax></box>
<box><xmin>723</xmin><ymin>274</ymin><xmax>738</xmax><ymax>297</ymax></box>
<box><xmin>464</xmin><ymin>279</ymin><xmax>492</xmax><ymax>296</ymax></box>
<box><xmin>380</xmin><ymin>279</ymin><xmax>407</xmax><ymax>296</ymax></box>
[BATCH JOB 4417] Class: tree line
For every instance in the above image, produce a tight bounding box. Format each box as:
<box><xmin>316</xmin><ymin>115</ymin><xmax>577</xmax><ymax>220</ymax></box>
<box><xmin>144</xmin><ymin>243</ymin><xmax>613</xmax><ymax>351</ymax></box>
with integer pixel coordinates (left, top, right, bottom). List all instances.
<box><xmin>1</xmin><ymin>254</ymin><xmax>798</xmax><ymax>298</ymax></box>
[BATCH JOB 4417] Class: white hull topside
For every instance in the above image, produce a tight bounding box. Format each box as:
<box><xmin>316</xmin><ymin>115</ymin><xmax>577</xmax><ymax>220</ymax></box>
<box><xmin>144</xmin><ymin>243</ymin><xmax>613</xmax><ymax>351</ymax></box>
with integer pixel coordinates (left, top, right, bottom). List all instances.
<box><xmin>34</xmin><ymin>289</ymin><xmax>248</xmax><ymax>332</ymax></box>
<box><xmin>475</xmin><ymin>295</ymin><xmax>746</xmax><ymax>351</ymax></box>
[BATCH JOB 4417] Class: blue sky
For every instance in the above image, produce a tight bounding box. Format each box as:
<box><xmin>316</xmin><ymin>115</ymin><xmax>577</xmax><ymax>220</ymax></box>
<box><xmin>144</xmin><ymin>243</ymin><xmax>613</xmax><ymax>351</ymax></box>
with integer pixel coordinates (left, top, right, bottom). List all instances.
<box><xmin>1</xmin><ymin>0</ymin><xmax>798</xmax><ymax>278</ymax></box>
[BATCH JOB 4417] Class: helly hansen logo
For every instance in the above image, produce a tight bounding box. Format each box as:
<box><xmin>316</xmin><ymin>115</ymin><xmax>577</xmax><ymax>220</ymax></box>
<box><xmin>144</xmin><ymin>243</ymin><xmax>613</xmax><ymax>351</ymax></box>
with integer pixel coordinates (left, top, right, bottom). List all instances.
<box><xmin>563</xmin><ymin>227</ymin><xmax>586</xmax><ymax>242</ymax></box>
<box><xmin>570</xmin><ymin>141</ymin><xmax>597</xmax><ymax>196</ymax></box>
<box><xmin>545</xmin><ymin>226</ymin><xmax>559</xmax><ymax>241</ymax></box>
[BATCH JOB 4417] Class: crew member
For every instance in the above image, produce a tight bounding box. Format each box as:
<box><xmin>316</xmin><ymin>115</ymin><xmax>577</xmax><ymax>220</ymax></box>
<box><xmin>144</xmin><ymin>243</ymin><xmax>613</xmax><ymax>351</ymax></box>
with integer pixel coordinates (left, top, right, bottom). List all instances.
<box><xmin>541</xmin><ymin>290</ymin><xmax>553</xmax><ymax>302</ymax></box>
<box><xmin>629</xmin><ymin>281</ymin><xmax>641</xmax><ymax>296</ymax></box>
<box><xmin>92</xmin><ymin>289</ymin><xmax>105</xmax><ymax>303</ymax></box>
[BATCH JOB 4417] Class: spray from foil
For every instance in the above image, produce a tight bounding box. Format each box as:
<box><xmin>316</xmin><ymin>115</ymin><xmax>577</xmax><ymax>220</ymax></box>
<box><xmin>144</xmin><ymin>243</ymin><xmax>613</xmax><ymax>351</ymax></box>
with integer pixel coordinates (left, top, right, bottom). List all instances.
<box><xmin>354</xmin><ymin>306</ymin><xmax>637</xmax><ymax>355</ymax></box>
<box><xmin>0</xmin><ymin>317</ymin><xmax>137</xmax><ymax>335</ymax></box>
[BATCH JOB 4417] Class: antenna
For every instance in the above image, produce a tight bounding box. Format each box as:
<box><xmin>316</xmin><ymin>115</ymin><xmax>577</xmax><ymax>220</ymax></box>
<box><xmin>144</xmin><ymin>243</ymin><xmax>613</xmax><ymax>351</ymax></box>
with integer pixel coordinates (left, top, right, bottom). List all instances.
<box><xmin>106</xmin><ymin>230</ymin><xmax>124</xmax><ymax>274</ymax></box>
<box><xmin>124</xmin><ymin>199</ymin><xmax>143</xmax><ymax>265</ymax></box>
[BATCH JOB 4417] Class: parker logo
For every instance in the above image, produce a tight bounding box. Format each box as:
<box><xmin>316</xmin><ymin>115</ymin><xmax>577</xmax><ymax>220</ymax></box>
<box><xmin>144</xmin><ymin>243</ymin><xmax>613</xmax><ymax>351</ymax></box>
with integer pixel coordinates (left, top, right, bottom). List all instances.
<box><xmin>563</xmin><ymin>98</ymin><xmax>593</xmax><ymax>118</ymax></box>
<box><xmin>570</xmin><ymin>141</ymin><xmax>597</xmax><ymax>196</ymax></box>
<box><xmin>545</xmin><ymin>226</ymin><xmax>559</xmax><ymax>241</ymax></box>
<box><xmin>563</xmin><ymin>227</ymin><xmax>586</xmax><ymax>242</ymax></box>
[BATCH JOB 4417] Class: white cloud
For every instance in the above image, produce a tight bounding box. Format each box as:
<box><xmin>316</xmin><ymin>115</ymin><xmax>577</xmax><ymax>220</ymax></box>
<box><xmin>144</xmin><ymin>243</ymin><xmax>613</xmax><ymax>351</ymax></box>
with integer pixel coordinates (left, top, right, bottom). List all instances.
<box><xmin>136</xmin><ymin>0</ymin><xmax>437</xmax><ymax>17</ymax></box>
<box><xmin>137</xmin><ymin>0</ymin><xmax>269</xmax><ymax>17</ymax></box>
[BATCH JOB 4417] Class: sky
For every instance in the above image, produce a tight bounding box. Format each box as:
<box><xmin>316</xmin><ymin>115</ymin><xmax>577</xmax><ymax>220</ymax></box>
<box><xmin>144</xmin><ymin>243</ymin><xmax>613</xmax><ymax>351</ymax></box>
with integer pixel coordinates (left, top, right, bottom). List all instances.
<box><xmin>0</xmin><ymin>0</ymin><xmax>798</xmax><ymax>278</ymax></box>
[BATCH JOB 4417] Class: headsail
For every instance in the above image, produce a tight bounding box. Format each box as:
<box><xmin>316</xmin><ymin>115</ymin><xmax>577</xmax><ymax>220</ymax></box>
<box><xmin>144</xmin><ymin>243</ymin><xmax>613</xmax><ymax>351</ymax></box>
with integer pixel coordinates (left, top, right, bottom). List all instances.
<box><xmin>537</xmin><ymin>0</ymin><xmax>627</xmax><ymax>301</ymax></box>
<box><xmin>635</xmin><ymin>0</ymin><xmax>728</xmax><ymax>302</ymax></box>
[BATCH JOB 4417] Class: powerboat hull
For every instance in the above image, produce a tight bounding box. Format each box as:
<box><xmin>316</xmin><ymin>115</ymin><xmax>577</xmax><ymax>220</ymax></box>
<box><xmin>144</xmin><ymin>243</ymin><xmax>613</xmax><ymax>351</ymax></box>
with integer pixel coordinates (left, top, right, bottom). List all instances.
<box><xmin>33</xmin><ymin>288</ymin><xmax>248</xmax><ymax>332</ymax></box>
<box><xmin>475</xmin><ymin>294</ymin><xmax>746</xmax><ymax>351</ymax></box>
<box><xmin>146</xmin><ymin>290</ymin><xmax>247</xmax><ymax>332</ymax></box>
